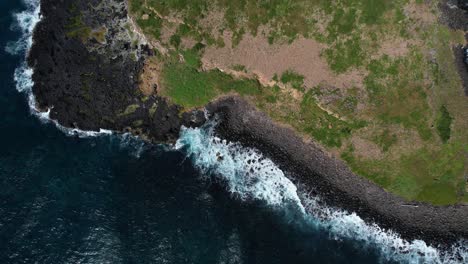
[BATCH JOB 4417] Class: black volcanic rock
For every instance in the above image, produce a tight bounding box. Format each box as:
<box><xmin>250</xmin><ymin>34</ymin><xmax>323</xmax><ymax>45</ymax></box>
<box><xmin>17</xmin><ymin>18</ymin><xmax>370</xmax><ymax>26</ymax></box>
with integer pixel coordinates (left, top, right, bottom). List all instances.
<box><xmin>454</xmin><ymin>45</ymin><xmax>468</xmax><ymax>95</ymax></box>
<box><xmin>459</xmin><ymin>0</ymin><xmax>468</xmax><ymax>10</ymax></box>
<box><xmin>439</xmin><ymin>0</ymin><xmax>468</xmax><ymax>31</ymax></box>
<box><xmin>28</xmin><ymin>0</ymin><xmax>203</xmax><ymax>142</ymax></box>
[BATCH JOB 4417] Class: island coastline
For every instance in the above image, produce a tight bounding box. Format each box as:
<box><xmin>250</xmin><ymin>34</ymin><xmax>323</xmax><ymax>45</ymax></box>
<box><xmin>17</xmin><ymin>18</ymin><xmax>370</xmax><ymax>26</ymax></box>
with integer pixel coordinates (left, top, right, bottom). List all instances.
<box><xmin>27</xmin><ymin>0</ymin><xmax>468</xmax><ymax>248</ymax></box>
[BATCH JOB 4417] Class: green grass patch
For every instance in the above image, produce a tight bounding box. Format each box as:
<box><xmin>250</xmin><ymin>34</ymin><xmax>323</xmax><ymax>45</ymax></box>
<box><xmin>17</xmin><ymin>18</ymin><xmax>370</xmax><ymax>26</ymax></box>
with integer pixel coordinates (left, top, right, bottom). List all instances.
<box><xmin>364</xmin><ymin>53</ymin><xmax>432</xmax><ymax>140</ymax></box>
<box><xmin>280</xmin><ymin>70</ymin><xmax>305</xmax><ymax>91</ymax></box>
<box><xmin>325</xmin><ymin>35</ymin><xmax>365</xmax><ymax>73</ymax></box>
<box><xmin>436</xmin><ymin>105</ymin><xmax>453</xmax><ymax>143</ymax></box>
<box><xmin>161</xmin><ymin>51</ymin><xmax>263</xmax><ymax>108</ymax></box>
<box><xmin>344</xmin><ymin>141</ymin><xmax>466</xmax><ymax>205</ymax></box>
<box><xmin>374</xmin><ymin>129</ymin><xmax>397</xmax><ymax>152</ymax></box>
<box><xmin>295</xmin><ymin>91</ymin><xmax>365</xmax><ymax>148</ymax></box>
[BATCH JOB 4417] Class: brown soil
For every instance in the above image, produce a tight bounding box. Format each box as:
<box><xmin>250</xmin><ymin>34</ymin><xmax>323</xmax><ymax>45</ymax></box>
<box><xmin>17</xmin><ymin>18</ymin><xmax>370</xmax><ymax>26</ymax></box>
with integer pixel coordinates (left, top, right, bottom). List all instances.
<box><xmin>377</xmin><ymin>38</ymin><xmax>420</xmax><ymax>58</ymax></box>
<box><xmin>404</xmin><ymin>1</ymin><xmax>437</xmax><ymax>25</ymax></box>
<box><xmin>350</xmin><ymin>135</ymin><xmax>384</xmax><ymax>160</ymax></box>
<box><xmin>139</xmin><ymin>57</ymin><xmax>161</xmax><ymax>96</ymax></box>
<box><xmin>202</xmin><ymin>31</ymin><xmax>366</xmax><ymax>90</ymax></box>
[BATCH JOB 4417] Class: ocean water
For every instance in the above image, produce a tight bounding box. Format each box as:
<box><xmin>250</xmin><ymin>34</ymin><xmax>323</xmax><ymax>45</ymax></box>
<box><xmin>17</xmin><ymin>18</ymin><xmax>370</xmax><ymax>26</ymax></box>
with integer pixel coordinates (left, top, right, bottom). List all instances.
<box><xmin>0</xmin><ymin>0</ymin><xmax>467</xmax><ymax>263</ymax></box>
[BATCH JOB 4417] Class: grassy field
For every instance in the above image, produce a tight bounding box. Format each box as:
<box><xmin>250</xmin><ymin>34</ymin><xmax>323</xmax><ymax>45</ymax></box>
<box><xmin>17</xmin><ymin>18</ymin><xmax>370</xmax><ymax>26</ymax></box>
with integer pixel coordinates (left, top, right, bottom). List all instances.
<box><xmin>129</xmin><ymin>0</ymin><xmax>468</xmax><ymax>205</ymax></box>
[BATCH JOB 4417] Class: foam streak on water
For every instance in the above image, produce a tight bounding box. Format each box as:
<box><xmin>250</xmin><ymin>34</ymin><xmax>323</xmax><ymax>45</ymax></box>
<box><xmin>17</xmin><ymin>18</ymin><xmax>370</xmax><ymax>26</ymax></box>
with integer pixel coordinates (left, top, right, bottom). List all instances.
<box><xmin>7</xmin><ymin>0</ymin><xmax>113</xmax><ymax>138</ymax></box>
<box><xmin>176</xmin><ymin>119</ymin><xmax>468</xmax><ymax>264</ymax></box>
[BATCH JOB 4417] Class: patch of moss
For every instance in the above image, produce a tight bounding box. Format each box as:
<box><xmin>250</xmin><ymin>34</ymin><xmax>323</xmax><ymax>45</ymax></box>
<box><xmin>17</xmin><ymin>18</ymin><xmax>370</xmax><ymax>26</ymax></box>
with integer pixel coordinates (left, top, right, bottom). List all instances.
<box><xmin>65</xmin><ymin>15</ymin><xmax>92</xmax><ymax>42</ymax></box>
<box><xmin>120</xmin><ymin>104</ymin><xmax>140</xmax><ymax>116</ymax></box>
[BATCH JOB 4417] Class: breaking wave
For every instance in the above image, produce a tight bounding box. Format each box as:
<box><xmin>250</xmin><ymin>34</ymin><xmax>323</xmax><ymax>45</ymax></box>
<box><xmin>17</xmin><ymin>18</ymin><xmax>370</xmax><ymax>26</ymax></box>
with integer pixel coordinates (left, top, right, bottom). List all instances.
<box><xmin>6</xmin><ymin>0</ymin><xmax>112</xmax><ymax>138</ymax></box>
<box><xmin>175</xmin><ymin>119</ymin><xmax>468</xmax><ymax>264</ymax></box>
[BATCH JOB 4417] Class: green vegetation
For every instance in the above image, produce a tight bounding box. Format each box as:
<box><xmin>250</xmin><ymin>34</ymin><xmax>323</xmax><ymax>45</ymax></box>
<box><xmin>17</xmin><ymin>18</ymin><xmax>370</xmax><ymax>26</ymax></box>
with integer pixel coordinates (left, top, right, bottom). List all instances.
<box><xmin>364</xmin><ymin>53</ymin><xmax>433</xmax><ymax>140</ymax></box>
<box><xmin>120</xmin><ymin>104</ymin><xmax>140</xmax><ymax>116</ymax></box>
<box><xmin>343</xmin><ymin>142</ymin><xmax>466</xmax><ymax>205</ymax></box>
<box><xmin>161</xmin><ymin>50</ymin><xmax>263</xmax><ymax>108</ymax></box>
<box><xmin>436</xmin><ymin>105</ymin><xmax>453</xmax><ymax>143</ymax></box>
<box><xmin>295</xmin><ymin>91</ymin><xmax>365</xmax><ymax>147</ymax></box>
<box><xmin>280</xmin><ymin>70</ymin><xmax>305</xmax><ymax>91</ymax></box>
<box><xmin>129</xmin><ymin>0</ymin><xmax>468</xmax><ymax>205</ymax></box>
<box><xmin>374</xmin><ymin>129</ymin><xmax>397</xmax><ymax>152</ymax></box>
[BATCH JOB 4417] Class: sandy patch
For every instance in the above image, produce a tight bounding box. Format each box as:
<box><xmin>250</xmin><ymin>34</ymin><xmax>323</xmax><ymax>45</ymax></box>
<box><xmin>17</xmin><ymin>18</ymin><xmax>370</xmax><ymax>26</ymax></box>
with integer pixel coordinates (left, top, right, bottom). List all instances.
<box><xmin>202</xmin><ymin>31</ymin><xmax>365</xmax><ymax>90</ymax></box>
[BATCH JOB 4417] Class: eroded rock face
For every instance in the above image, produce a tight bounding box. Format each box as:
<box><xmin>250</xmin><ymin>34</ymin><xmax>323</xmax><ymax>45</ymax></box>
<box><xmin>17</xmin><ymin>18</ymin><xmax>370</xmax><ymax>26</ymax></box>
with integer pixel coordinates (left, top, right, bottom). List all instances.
<box><xmin>28</xmin><ymin>0</ymin><xmax>204</xmax><ymax>142</ymax></box>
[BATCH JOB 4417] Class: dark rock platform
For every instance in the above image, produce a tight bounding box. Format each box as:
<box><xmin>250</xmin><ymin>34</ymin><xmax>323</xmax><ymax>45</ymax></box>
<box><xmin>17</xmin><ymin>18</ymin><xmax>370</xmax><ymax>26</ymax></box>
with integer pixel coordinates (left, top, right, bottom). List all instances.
<box><xmin>28</xmin><ymin>0</ymin><xmax>204</xmax><ymax>142</ymax></box>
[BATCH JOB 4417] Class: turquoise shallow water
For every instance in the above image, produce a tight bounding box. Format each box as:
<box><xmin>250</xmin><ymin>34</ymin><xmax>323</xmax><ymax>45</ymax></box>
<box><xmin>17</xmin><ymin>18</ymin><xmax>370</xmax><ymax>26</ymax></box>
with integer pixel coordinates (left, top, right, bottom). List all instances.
<box><xmin>0</xmin><ymin>1</ymin><xmax>466</xmax><ymax>263</ymax></box>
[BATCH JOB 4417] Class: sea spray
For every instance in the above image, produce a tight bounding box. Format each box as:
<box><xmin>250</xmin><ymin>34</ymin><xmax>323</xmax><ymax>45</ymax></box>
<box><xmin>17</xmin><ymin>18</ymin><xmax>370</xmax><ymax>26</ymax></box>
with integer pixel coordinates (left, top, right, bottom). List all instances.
<box><xmin>4</xmin><ymin>0</ymin><xmax>40</xmax><ymax>56</ymax></box>
<box><xmin>176</xmin><ymin>119</ymin><xmax>468</xmax><ymax>264</ymax></box>
<box><xmin>175</xmin><ymin>119</ymin><xmax>305</xmax><ymax>211</ymax></box>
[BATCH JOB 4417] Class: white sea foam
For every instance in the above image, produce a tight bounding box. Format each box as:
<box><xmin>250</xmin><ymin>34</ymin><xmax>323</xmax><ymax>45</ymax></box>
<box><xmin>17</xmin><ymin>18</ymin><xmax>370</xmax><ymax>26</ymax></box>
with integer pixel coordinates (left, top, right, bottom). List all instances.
<box><xmin>176</xmin><ymin>119</ymin><xmax>468</xmax><ymax>264</ymax></box>
<box><xmin>5</xmin><ymin>0</ymin><xmax>40</xmax><ymax>56</ymax></box>
<box><xmin>175</xmin><ymin>119</ymin><xmax>305</xmax><ymax>210</ymax></box>
<box><xmin>7</xmin><ymin>0</ymin><xmax>113</xmax><ymax>138</ymax></box>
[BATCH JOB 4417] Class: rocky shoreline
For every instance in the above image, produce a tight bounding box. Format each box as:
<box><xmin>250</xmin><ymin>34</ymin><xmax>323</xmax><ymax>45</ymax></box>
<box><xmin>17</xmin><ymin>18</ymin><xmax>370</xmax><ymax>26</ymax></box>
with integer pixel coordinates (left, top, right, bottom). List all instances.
<box><xmin>28</xmin><ymin>0</ymin><xmax>205</xmax><ymax>143</ymax></box>
<box><xmin>29</xmin><ymin>0</ymin><xmax>468</xmax><ymax>247</ymax></box>
<box><xmin>207</xmin><ymin>96</ymin><xmax>468</xmax><ymax>246</ymax></box>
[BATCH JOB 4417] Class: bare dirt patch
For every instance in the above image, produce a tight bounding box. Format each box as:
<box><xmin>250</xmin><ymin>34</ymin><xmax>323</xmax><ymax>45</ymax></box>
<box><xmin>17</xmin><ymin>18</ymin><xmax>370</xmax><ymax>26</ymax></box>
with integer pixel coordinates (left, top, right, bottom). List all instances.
<box><xmin>139</xmin><ymin>57</ymin><xmax>161</xmax><ymax>96</ymax></box>
<box><xmin>377</xmin><ymin>38</ymin><xmax>421</xmax><ymax>58</ymax></box>
<box><xmin>160</xmin><ymin>22</ymin><xmax>177</xmax><ymax>45</ymax></box>
<box><xmin>202</xmin><ymin>31</ymin><xmax>365</xmax><ymax>90</ymax></box>
<box><xmin>199</xmin><ymin>9</ymin><xmax>226</xmax><ymax>37</ymax></box>
<box><xmin>350</xmin><ymin>135</ymin><xmax>384</xmax><ymax>160</ymax></box>
<box><xmin>404</xmin><ymin>1</ymin><xmax>437</xmax><ymax>25</ymax></box>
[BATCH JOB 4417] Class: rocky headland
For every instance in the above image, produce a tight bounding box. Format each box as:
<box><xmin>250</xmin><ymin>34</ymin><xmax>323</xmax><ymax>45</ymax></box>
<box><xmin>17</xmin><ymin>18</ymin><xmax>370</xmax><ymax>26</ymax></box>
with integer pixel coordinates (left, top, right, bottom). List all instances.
<box><xmin>28</xmin><ymin>0</ymin><xmax>205</xmax><ymax>142</ymax></box>
<box><xmin>28</xmin><ymin>0</ymin><xmax>468</xmax><ymax>247</ymax></box>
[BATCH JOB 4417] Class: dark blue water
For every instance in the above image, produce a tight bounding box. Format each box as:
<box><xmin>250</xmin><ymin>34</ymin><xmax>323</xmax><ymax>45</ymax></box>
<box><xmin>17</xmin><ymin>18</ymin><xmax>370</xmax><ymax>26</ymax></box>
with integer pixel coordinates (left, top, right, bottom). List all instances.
<box><xmin>1</xmin><ymin>1</ymin><xmax>464</xmax><ymax>263</ymax></box>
